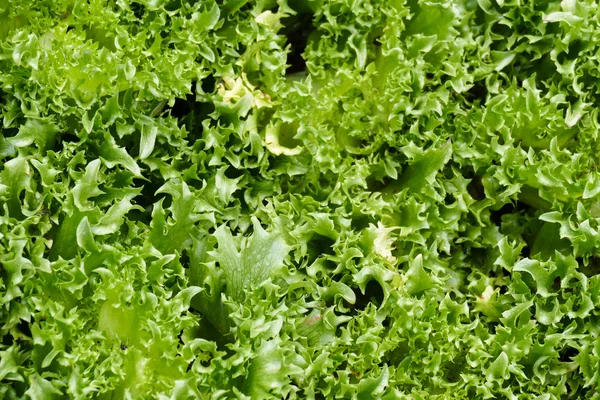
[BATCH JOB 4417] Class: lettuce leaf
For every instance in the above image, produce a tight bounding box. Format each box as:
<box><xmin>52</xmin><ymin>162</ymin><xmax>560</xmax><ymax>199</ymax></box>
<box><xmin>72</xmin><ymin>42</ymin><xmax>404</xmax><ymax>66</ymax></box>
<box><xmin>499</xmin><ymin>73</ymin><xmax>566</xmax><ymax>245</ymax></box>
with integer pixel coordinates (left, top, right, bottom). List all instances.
<box><xmin>1</xmin><ymin>0</ymin><xmax>600</xmax><ymax>398</ymax></box>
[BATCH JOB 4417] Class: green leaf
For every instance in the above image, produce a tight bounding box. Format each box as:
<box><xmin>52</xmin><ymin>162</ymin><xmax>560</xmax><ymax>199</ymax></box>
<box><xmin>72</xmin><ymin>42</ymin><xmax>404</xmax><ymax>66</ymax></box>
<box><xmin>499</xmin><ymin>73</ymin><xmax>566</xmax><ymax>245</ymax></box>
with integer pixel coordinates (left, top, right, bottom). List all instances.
<box><xmin>139</xmin><ymin>125</ymin><xmax>157</xmax><ymax>160</ymax></box>
<box><xmin>97</xmin><ymin>132</ymin><xmax>141</xmax><ymax>176</ymax></box>
<box><xmin>384</xmin><ymin>141</ymin><xmax>452</xmax><ymax>195</ymax></box>
<box><xmin>24</xmin><ymin>374</ymin><xmax>63</xmax><ymax>400</ymax></box>
<box><xmin>211</xmin><ymin>217</ymin><xmax>291</xmax><ymax>302</ymax></box>
<box><xmin>198</xmin><ymin>2</ymin><xmax>220</xmax><ymax>31</ymax></box>
<box><xmin>513</xmin><ymin>258</ymin><xmax>554</xmax><ymax>297</ymax></box>
<box><xmin>76</xmin><ymin>216</ymin><xmax>98</xmax><ymax>253</ymax></box>
<box><xmin>356</xmin><ymin>365</ymin><xmax>389</xmax><ymax>398</ymax></box>
<box><xmin>8</xmin><ymin>119</ymin><xmax>58</xmax><ymax>152</ymax></box>
<box><xmin>486</xmin><ymin>352</ymin><xmax>509</xmax><ymax>382</ymax></box>
<box><xmin>0</xmin><ymin>157</ymin><xmax>32</xmax><ymax>219</ymax></box>
<box><xmin>404</xmin><ymin>254</ymin><xmax>434</xmax><ymax>295</ymax></box>
<box><xmin>531</xmin><ymin>222</ymin><xmax>572</xmax><ymax>261</ymax></box>
<box><xmin>148</xmin><ymin>181</ymin><xmax>201</xmax><ymax>254</ymax></box>
<box><xmin>0</xmin><ymin>344</ymin><xmax>24</xmax><ymax>381</ymax></box>
<box><xmin>243</xmin><ymin>339</ymin><xmax>301</xmax><ymax>398</ymax></box>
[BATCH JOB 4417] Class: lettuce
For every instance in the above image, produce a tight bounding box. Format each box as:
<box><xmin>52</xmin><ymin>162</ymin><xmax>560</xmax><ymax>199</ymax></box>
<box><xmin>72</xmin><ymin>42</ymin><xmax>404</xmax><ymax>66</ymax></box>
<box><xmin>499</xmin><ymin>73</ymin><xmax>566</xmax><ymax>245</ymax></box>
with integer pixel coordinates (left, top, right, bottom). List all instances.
<box><xmin>1</xmin><ymin>0</ymin><xmax>600</xmax><ymax>399</ymax></box>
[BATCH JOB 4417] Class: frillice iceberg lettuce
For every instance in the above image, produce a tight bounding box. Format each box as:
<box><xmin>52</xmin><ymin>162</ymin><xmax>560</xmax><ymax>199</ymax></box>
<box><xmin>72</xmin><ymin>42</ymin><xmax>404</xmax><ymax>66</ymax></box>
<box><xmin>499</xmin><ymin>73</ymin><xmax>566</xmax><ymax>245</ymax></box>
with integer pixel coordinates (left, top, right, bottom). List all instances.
<box><xmin>1</xmin><ymin>0</ymin><xmax>600</xmax><ymax>399</ymax></box>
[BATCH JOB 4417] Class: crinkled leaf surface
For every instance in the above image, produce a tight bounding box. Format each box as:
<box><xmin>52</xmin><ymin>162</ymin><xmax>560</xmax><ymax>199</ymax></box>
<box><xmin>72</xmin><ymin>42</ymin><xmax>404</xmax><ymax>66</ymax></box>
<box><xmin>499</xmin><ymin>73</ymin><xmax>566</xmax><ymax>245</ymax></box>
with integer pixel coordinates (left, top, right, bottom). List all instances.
<box><xmin>1</xmin><ymin>0</ymin><xmax>600</xmax><ymax>399</ymax></box>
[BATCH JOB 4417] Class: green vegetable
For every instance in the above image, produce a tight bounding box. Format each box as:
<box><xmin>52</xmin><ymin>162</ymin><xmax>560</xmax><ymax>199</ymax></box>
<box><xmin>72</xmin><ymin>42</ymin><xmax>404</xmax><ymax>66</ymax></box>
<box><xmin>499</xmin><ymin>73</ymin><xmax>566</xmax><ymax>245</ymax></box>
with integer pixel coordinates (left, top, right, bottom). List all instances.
<box><xmin>1</xmin><ymin>0</ymin><xmax>600</xmax><ymax>398</ymax></box>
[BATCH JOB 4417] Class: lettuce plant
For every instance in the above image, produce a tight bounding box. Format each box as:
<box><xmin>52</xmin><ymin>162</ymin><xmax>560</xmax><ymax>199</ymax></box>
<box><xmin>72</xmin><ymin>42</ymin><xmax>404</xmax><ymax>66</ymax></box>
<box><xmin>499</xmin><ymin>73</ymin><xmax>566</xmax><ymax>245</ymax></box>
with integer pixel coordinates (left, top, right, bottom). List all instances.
<box><xmin>1</xmin><ymin>0</ymin><xmax>600</xmax><ymax>398</ymax></box>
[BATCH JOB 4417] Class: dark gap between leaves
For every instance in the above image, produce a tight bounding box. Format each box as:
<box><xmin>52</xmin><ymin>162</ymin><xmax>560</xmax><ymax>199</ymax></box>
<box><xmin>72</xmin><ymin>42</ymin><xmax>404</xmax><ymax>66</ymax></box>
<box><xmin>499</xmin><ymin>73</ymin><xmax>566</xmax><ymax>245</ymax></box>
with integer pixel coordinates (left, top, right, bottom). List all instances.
<box><xmin>130</xmin><ymin>2</ymin><xmax>145</xmax><ymax>19</ymax></box>
<box><xmin>350</xmin><ymin>280</ymin><xmax>385</xmax><ymax>311</ymax></box>
<box><xmin>281</xmin><ymin>12</ymin><xmax>314</xmax><ymax>75</ymax></box>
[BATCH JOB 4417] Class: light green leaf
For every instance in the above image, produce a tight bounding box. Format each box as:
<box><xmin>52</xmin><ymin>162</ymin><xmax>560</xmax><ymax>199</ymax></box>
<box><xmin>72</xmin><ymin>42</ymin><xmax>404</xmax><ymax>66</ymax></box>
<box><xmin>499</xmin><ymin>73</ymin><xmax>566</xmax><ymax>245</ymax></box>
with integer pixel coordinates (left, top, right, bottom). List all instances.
<box><xmin>212</xmin><ymin>217</ymin><xmax>291</xmax><ymax>302</ymax></box>
<box><xmin>8</xmin><ymin>119</ymin><xmax>58</xmax><ymax>152</ymax></box>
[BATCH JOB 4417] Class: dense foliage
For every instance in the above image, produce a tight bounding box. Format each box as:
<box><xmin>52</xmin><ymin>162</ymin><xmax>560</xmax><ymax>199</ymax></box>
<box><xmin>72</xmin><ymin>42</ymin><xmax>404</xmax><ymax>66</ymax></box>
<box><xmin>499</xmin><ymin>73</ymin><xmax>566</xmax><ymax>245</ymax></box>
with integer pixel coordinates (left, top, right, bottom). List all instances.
<box><xmin>1</xmin><ymin>0</ymin><xmax>600</xmax><ymax>398</ymax></box>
